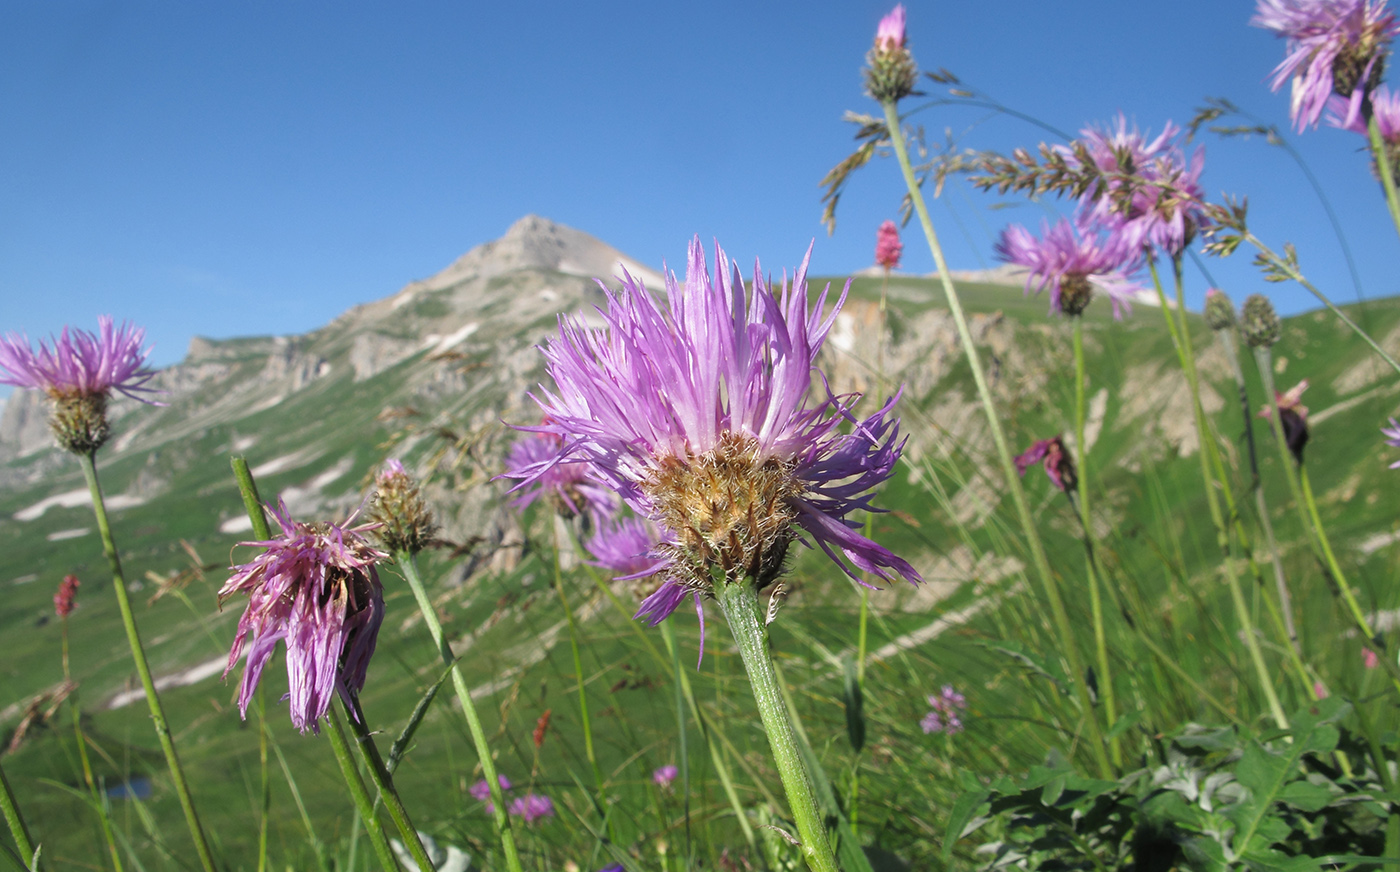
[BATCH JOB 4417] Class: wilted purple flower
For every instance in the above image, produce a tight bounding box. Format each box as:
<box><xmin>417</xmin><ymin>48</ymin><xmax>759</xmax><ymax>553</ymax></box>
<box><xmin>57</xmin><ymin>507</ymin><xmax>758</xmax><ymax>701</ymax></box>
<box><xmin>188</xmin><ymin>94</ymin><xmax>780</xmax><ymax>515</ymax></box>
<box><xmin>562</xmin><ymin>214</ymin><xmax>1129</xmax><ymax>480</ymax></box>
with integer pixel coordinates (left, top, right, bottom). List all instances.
<box><xmin>509</xmin><ymin>793</ymin><xmax>555</xmax><ymax>824</ymax></box>
<box><xmin>875</xmin><ymin>220</ymin><xmax>903</xmax><ymax>271</ymax></box>
<box><xmin>994</xmin><ymin>218</ymin><xmax>1141</xmax><ymax>318</ymax></box>
<box><xmin>503</xmin><ymin>431</ymin><xmax>619</xmax><ymax>523</ymax></box>
<box><xmin>1260</xmin><ymin>379</ymin><xmax>1310</xmax><ymax>464</ymax></box>
<box><xmin>653</xmin><ymin>764</ymin><xmax>678</xmax><ymax>790</ymax></box>
<box><xmin>219</xmin><ymin>500</ymin><xmax>387</xmax><ymax>733</ymax></box>
<box><xmin>875</xmin><ymin>4</ymin><xmax>906</xmax><ymax>50</ymax></box>
<box><xmin>519</xmin><ymin>238</ymin><xmax>921</xmax><ymax>650</ymax></box>
<box><xmin>1383</xmin><ymin>417</ymin><xmax>1400</xmax><ymax>467</ymax></box>
<box><xmin>921</xmin><ymin>684</ymin><xmax>967</xmax><ymax>734</ymax></box>
<box><xmin>0</xmin><ymin>316</ymin><xmax>161</xmax><ymax>402</ymax></box>
<box><xmin>1064</xmin><ymin>116</ymin><xmax>1207</xmax><ymax>258</ymax></box>
<box><xmin>1253</xmin><ymin>0</ymin><xmax>1399</xmax><ymax>131</ymax></box>
<box><xmin>1015</xmin><ymin>436</ymin><xmax>1078</xmax><ymax>494</ymax></box>
<box><xmin>470</xmin><ymin>774</ymin><xmax>512</xmax><ymax>813</ymax></box>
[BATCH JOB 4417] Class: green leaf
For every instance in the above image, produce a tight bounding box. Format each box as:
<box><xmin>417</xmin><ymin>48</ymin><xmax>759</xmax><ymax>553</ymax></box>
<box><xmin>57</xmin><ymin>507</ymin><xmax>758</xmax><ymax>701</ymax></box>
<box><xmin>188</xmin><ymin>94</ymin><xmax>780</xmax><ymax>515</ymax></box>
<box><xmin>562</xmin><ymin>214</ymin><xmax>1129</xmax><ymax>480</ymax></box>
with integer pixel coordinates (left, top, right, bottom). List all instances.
<box><xmin>942</xmin><ymin>789</ymin><xmax>991</xmax><ymax>865</ymax></box>
<box><xmin>1276</xmin><ymin>780</ymin><xmax>1332</xmax><ymax>813</ymax></box>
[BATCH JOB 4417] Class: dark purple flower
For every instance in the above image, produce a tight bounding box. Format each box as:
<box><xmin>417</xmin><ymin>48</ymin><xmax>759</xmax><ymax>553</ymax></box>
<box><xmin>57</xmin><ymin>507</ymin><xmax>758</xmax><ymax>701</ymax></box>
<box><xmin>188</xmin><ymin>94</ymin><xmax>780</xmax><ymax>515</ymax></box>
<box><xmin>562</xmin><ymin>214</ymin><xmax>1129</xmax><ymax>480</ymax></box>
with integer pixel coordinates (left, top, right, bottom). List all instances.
<box><xmin>470</xmin><ymin>774</ymin><xmax>512</xmax><ymax>813</ymax></box>
<box><xmin>1253</xmin><ymin>0</ymin><xmax>1399</xmax><ymax>132</ymax></box>
<box><xmin>653</xmin><ymin>764</ymin><xmax>678</xmax><ymax>790</ymax></box>
<box><xmin>509</xmin><ymin>793</ymin><xmax>555</xmax><ymax>824</ymax></box>
<box><xmin>519</xmin><ymin>238</ymin><xmax>921</xmax><ymax>645</ymax></box>
<box><xmin>875</xmin><ymin>220</ymin><xmax>903</xmax><ymax>271</ymax></box>
<box><xmin>54</xmin><ymin>575</ymin><xmax>80</xmax><ymax>619</ymax></box>
<box><xmin>1260</xmin><ymin>379</ymin><xmax>1310</xmax><ymax>464</ymax></box>
<box><xmin>503</xmin><ymin>431</ymin><xmax>619</xmax><ymax>522</ymax></box>
<box><xmin>1383</xmin><ymin>417</ymin><xmax>1400</xmax><ymax>468</ymax></box>
<box><xmin>994</xmin><ymin>218</ymin><xmax>1141</xmax><ymax>318</ymax></box>
<box><xmin>1015</xmin><ymin>436</ymin><xmax>1077</xmax><ymax>494</ymax></box>
<box><xmin>0</xmin><ymin>316</ymin><xmax>163</xmax><ymax>403</ymax></box>
<box><xmin>219</xmin><ymin>500</ymin><xmax>387</xmax><ymax>733</ymax></box>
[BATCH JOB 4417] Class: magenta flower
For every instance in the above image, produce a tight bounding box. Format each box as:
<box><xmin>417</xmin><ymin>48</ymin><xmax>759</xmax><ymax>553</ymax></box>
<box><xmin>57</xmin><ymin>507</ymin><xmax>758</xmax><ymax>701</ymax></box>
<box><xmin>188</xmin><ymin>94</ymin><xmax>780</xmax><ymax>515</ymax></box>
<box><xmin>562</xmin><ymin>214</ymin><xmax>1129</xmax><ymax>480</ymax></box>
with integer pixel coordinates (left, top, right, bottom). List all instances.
<box><xmin>875</xmin><ymin>220</ymin><xmax>903</xmax><ymax>271</ymax></box>
<box><xmin>995</xmin><ymin>218</ymin><xmax>1141</xmax><ymax>318</ymax></box>
<box><xmin>653</xmin><ymin>764</ymin><xmax>679</xmax><ymax>790</ymax></box>
<box><xmin>0</xmin><ymin>316</ymin><xmax>162</xmax><ymax>403</ymax></box>
<box><xmin>921</xmin><ymin>684</ymin><xmax>967</xmax><ymax>735</ymax></box>
<box><xmin>503</xmin><ymin>431</ymin><xmax>619</xmax><ymax>522</ymax></box>
<box><xmin>1365</xmin><ymin>647</ymin><xmax>1381</xmax><ymax>668</ymax></box>
<box><xmin>875</xmin><ymin>5</ymin><xmax>906</xmax><ymax>50</ymax></box>
<box><xmin>1253</xmin><ymin>0</ymin><xmax>1399</xmax><ymax>131</ymax></box>
<box><xmin>219</xmin><ymin>500</ymin><xmax>387</xmax><ymax>733</ymax></box>
<box><xmin>470</xmin><ymin>774</ymin><xmax>512</xmax><ymax>813</ymax></box>
<box><xmin>509</xmin><ymin>793</ymin><xmax>555</xmax><ymax>823</ymax></box>
<box><xmin>54</xmin><ymin>575</ymin><xmax>80</xmax><ymax>619</ymax></box>
<box><xmin>585</xmin><ymin>516</ymin><xmax>668</xmax><ymax>579</ymax></box>
<box><xmin>1015</xmin><ymin>436</ymin><xmax>1077</xmax><ymax>494</ymax></box>
<box><xmin>515</xmin><ymin>238</ymin><xmax>920</xmax><ymax>651</ymax></box>
<box><xmin>1383</xmin><ymin>417</ymin><xmax>1400</xmax><ymax>467</ymax></box>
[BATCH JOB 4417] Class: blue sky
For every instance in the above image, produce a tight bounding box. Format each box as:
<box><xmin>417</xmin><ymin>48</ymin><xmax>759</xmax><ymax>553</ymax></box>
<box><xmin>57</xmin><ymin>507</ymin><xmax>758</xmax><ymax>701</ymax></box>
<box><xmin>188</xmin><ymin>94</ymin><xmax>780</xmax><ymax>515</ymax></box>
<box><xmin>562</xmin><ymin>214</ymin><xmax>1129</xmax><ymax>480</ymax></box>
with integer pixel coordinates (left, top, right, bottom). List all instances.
<box><xmin>0</xmin><ymin>1</ymin><xmax>1396</xmax><ymax>383</ymax></box>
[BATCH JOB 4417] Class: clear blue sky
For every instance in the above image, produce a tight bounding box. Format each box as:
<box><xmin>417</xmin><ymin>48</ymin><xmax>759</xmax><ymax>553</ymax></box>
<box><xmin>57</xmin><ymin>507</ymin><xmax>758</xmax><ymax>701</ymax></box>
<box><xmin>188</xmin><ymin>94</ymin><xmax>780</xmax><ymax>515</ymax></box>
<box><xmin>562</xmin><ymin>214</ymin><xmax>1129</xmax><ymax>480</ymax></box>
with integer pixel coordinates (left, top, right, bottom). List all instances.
<box><xmin>0</xmin><ymin>1</ymin><xmax>1395</xmax><ymax>383</ymax></box>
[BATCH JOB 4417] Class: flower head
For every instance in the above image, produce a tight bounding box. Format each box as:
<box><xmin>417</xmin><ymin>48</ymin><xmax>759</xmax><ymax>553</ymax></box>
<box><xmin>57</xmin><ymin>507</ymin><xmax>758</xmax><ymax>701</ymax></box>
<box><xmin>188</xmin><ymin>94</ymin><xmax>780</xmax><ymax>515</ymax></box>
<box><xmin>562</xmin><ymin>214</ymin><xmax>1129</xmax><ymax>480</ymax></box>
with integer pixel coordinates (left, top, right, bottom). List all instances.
<box><xmin>368</xmin><ymin>459</ymin><xmax>437</xmax><ymax>555</ymax></box>
<box><xmin>994</xmin><ymin>218</ymin><xmax>1141</xmax><ymax>318</ymax></box>
<box><xmin>519</xmin><ymin>238</ymin><xmax>921</xmax><ymax>650</ymax></box>
<box><xmin>586</xmin><ymin>516</ymin><xmax>670</xmax><ymax>584</ymax></box>
<box><xmin>921</xmin><ymin>684</ymin><xmax>967</xmax><ymax>734</ymax></box>
<box><xmin>1253</xmin><ymin>0</ymin><xmax>1400</xmax><ymax>131</ymax></box>
<box><xmin>503</xmin><ymin>431</ymin><xmax>619</xmax><ymax>524</ymax></box>
<box><xmin>1015</xmin><ymin>436</ymin><xmax>1077</xmax><ymax>494</ymax></box>
<box><xmin>1241</xmin><ymin>294</ymin><xmax>1283</xmax><ymax>347</ymax></box>
<box><xmin>865</xmin><ymin>5</ymin><xmax>918</xmax><ymax>103</ymax></box>
<box><xmin>219</xmin><ymin>500</ymin><xmax>387</xmax><ymax>733</ymax></box>
<box><xmin>509</xmin><ymin>793</ymin><xmax>555</xmax><ymax>824</ymax></box>
<box><xmin>1383</xmin><ymin>417</ymin><xmax>1400</xmax><ymax>467</ymax></box>
<box><xmin>653</xmin><ymin>764</ymin><xmax>679</xmax><ymax>790</ymax></box>
<box><xmin>470</xmin><ymin>774</ymin><xmax>512</xmax><ymax>813</ymax></box>
<box><xmin>1204</xmin><ymin>288</ymin><xmax>1237</xmax><ymax>331</ymax></box>
<box><xmin>1328</xmin><ymin>84</ymin><xmax>1400</xmax><ymax>184</ymax></box>
<box><xmin>1261</xmin><ymin>380</ymin><xmax>1310</xmax><ymax>464</ymax></box>
<box><xmin>875</xmin><ymin>220</ymin><xmax>903</xmax><ymax>271</ymax></box>
<box><xmin>54</xmin><ymin>575</ymin><xmax>80</xmax><ymax>619</ymax></box>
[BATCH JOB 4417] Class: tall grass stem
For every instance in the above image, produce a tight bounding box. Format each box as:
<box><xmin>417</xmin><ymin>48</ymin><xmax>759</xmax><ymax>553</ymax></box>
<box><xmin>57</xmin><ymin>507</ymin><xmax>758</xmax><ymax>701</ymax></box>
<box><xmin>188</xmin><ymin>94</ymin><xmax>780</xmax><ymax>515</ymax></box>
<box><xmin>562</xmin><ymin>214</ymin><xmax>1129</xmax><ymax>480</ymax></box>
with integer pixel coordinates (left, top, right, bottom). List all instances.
<box><xmin>339</xmin><ymin>700</ymin><xmax>434</xmax><ymax>872</ymax></box>
<box><xmin>0</xmin><ymin>762</ymin><xmax>38</xmax><ymax>870</ymax></box>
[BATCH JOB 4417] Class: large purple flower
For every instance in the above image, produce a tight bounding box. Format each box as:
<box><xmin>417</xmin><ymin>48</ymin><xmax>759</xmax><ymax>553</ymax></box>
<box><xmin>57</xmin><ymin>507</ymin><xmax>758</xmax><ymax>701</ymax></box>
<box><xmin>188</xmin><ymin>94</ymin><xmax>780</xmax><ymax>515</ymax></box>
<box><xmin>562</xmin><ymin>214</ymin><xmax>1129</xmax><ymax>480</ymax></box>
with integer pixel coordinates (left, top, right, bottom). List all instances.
<box><xmin>503</xmin><ymin>431</ymin><xmax>619</xmax><ymax>523</ymax></box>
<box><xmin>518</xmin><ymin>238</ymin><xmax>921</xmax><ymax>638</ymax></box>
<box><xmin>994</xmin><ymin>218</ymin><xmax>1141</xmax><ymax>318</ymax></box>
<box><xmin>1253</xmin><ymin>0</ymin><xmax>1399</xmax><ymax>131</ymax></box>
<box><xmin>219</xmin><ymin>500</ymin><xmax>386</xmax><ymax>733</ymax></box>
<box><xmin>0</xmin><ymin>316</ymin><xmax>162</xmax><ymax>402</ymax></box>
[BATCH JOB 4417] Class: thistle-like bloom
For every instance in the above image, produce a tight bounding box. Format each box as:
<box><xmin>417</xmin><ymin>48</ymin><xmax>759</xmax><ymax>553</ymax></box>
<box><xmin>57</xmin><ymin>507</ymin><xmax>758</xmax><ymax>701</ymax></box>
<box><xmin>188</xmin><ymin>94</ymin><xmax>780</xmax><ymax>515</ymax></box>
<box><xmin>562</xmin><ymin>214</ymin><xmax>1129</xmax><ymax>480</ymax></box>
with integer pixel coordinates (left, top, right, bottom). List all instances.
<box><xmin>865</xmin><ymin>5</ymin><xmax>917</xmax><ymax>103</ymax></box>
<box><xmin>1064</xmin><ymin>116</ymin><xmax>1207</xmax><ymax>258</ymax></box>
<box><xmin>517</xmin><ymin>238</ymin><xmax>921</xmax><ymax>644</ymax></box>
<box><xmin>1241</xmin><ymin>294</ymin><xmax>1283</xmax><ymax>347</ymax></box>
<box><xmin>509</xmin><ymin>793</ymin><xmax>555</xmax><ymax>824</ymax></box>
<box><xmin>0</xmin><ymin>316</ymin><xmax>164</xmax><ymax>453</ymax></box>
<box><xmin>219</xmin><ymin>500</ymin><xmax>387</xmax><ymax>733</ymax></box>
<box><xmin>1383</xmin><ymin>417</ymin><xmax>1400</xmax><ymax>467</ymax></box>
<box><xmin>503</xmin><ymin>432</ymin><xmax>618</xmax><ymax>523</ymax></box>
<box><xmin>1015</xmin><ymin>436</ymin><xmax>1077</xmax><ymax>494</ymax></box>
<box><xmin>54</xmin><ymin>575</ymin><xmax>80</xmax><ymax>619</ymax></box>
<box><xmin>1260</xmin><ymin>379</ymin><xmax>1310</xmax><ymax>464</ymax></box>
<box><xmin>470</xmin><ymin>774</ymin><xmax>512</xmax><ymax>813</ymax></box>
<box><xmin>653</xmin><ymin>765</ymin><xmax>678</xmax><ymax>790</ymax></box>
<box><xmin>368</xmin><ymin>459</ymin><xmax>437</xmax><ymax>555</ymax></box>
<box><xmin>1328</xmin><ymin>85</ymin><xmax>1400</xmax><ymax>184</ymax></box>
<box><xmin>875</xmin><ymin>220</ymin><xmax>903</xmax><ymax>271</ymax></box>
<box><xmin>1253</xmin><ymin>0</ymin><xmax>1400</xmax><ymax>132</ymax></box>
<box><xmin>1204</xmin><ymin>288</ymin><xmax>1237</xmax><ymax>331</ymax></box>
<box><xmin>920</xmin><ymin>684</ymin><xmax>967</xmax><ymax>735</ymax></box>
<box><xmin>994</xmin><ymin>219</ymin><xmax>1141</xmax><ymax>318</ymax></box>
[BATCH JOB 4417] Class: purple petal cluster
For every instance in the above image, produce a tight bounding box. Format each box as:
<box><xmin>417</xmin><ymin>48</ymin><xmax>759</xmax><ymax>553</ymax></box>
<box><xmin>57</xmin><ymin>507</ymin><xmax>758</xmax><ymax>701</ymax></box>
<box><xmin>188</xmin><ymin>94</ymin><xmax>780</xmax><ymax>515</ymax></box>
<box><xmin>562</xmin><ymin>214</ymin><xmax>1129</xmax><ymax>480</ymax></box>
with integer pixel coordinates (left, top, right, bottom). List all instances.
<box><xmin>1015</xmin><ymin>436</ymin><xmax>1077</xmax><ymax>494</ymax></box>
<box><xmin>0</xmin><ymin>316</ymin><xmax>163</xmax><ymax>403</ymax></box>
<box><xmin>1384</xmin><ymin>417</ymin><xmax>1400</xmax><ymax>467</ymax></box>
<box><xmin>875</xmin><ymin>4</ymin><xmax>906</xmax><ymax>50</ymax></box>
<box><xmin>469</xmin><ymin>774</ymin><xmax>512</xmax><ymax>813</ymax></box>
<box><xmin>653</xmin><ymin>764</ymin><xmax>679</xmax><ymax>790</ymax></box>
<box><xmin>509</xmin><ymin>793</ymin><xmax>555</xmax><ymax>823</ymax></box>
<box><xmin>994</xmin><ymin>218</ymin><xmax>1141</xmax><ymax>318</ymax></box>
<box><xmin>585</xmin><ymin>516</ymin><xmax>668</xmax><ymax>579</ymax></box>
<box><xmin>515</xmin><ymin>238</ymin><xmax>921</xmax><ymax>639</ymax></box>
<box><xmin>920</xmin><ymin>684</ymin><xmax>967</xmax><ymax>735</ymax></box>
<box><xmin>219</xmin><ymin>500</ymin><xmax>387</xmax><ymax>733</ymax></box>
<box><xmin>503</xmin><ymin>431</ymin><xmax>619</xmax><ymax>522</ymax></box>
<box><xmin>1329</xmin><ymin>83</ymin><xmax>1400</xmax><ymax>136</ymax></box>
<box><xmin>1253</xmin><ymin>0</ymin><xmax>1399</xmax><ymax>131</ymax></box>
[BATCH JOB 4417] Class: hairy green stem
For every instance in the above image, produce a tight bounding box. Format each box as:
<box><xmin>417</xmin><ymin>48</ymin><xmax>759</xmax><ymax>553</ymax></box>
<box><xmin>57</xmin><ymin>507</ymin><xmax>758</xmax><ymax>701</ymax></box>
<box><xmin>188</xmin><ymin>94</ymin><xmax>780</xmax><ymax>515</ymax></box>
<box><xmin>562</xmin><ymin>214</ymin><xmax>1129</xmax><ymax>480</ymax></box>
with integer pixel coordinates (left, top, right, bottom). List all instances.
<box><xmin>395</xmin><ymin>553</ymin><xmax>525</xmax><ymax>872</ymax></box>
<box><xmin>1368</xmin><ymin>114</ymin><xmax>1400</xmax><ymax>243</ymax></box>
<box><xmin>716</xmin><ymin>580</ymin><xmax>837</xmax><ymax>872</ymax></box>
<box><xmin>326</xmin><ymin>707</ymin><xmax>402</xmax><ymax>871</ymax></box>
<box><xmin>881</xmin><ymin>99</ymin><xmax>1111</xmax><ymax>777</ymax></box>
<box><xmin>80</xmin><ymin>451</ymin><xmax>217</xmax><ymax>872</ymax></box>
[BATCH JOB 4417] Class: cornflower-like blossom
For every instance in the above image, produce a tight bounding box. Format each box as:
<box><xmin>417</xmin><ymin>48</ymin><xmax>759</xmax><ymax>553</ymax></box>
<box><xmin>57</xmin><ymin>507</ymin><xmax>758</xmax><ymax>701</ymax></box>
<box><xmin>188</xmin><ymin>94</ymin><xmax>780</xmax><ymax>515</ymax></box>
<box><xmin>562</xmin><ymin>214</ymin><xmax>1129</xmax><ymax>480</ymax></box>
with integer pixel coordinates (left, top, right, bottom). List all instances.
<box><xmin>865</xmin><ymin>5</ymin><xmax>917</xmax><ymax>103</ymax></box>
<box><xmin>1253</xmin><ymin>0</ymin><xmax>1400</xmax><ymax>131</ymax></box>
<box><xmin>54</xmin><ymin>575</ymin><xmax>80</xmax><ymax>619</ymax></box>
<box><xmin>368</xmin><ymin>459</ymin><xmax>437</xmax><ymax>555</ymax></box>
<box><xmin>0</xmin><ymin>316</ymin><xmax>164</xmax><ymax>453</ymax></box>
<box><xmin>219</xmin><ymin>500</ymin><xmax>387</xmax><ymax>733</ymax></box>
<box><xmin>994</xmin><ymin>218</ymin><xmax>1141</xmax><ymax>318</ymax></box>
<box><xmin>504</xmin><ymin>431</ymin><xmax>618</xmax><ymax>523</ymax></box>
<box><xmin>1328</xmin><ymin>84</ymin><xmax>1400</xmax><ymax>184</ymax></box>
<box><xmin>921</xmin><ymin>684</ymin><xmax>967</xmax><ymax>735</ymax></box>
<box><xmin>1260</xmin><ymin>379</ymin><xmax>1310</xmax><ymax>464</ymax></box>
<box><xmin>653</xmin><ymin>765</ymin><xmax>679</xmax><ymax>790</ymax></box>
<box><xmin>875</xmin><ymin>220</ymin><xmax>903</xmax><ymax>271</ymax></box>
<box><xmin>586</xmin><ymin>516</ymin><xmax>669</xmax><ymax>581</ymax></box>
<box><xmin>470</xmin><ymin>774</ymin><xmax>512</xmax><ymax>813</ymax></box>
<box><xmin>509</xmin><ymin>793</ymin><xmax>555</xmax><ymax>824</ymax></box>
<box><xmin>1383</xmin><ymin>417</ymin><xmax>1400</xmax><ymax>467</ymax></box>
<box><xmin>1064</xmin><ymin>116</ymin><xmax>1207</xmax><ymax>258</ymax></box>
<box><xmin>1015</xmin><ymin>436</ymin><xmax>1077</xmax><ymax>494</ymax></box>
<box><xmin>516</xmin><ymin>238</ymin><xmax>921</xmax><ymax>648</ymax></box>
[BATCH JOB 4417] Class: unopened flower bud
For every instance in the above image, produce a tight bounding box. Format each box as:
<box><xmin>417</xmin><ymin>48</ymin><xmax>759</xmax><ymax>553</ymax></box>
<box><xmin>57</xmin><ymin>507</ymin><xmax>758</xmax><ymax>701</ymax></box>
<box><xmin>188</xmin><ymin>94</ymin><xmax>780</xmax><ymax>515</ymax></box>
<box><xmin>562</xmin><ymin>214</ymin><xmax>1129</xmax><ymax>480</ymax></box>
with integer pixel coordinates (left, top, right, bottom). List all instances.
<box><xmin>51</xmin><ymin>394</ymin><xmax>111</xmax><ymax>454</ymax></box>
<box><xmin>1240</xmin><ymin>294</ymin><xmax>1281</xmax><ymax>347</ymax></box>
<box><xmin>864</xmin><ymin>5</ymin><xmax>918</xmax><ymax>104</ymax></box>
<box><xmin>368</xmin><ymin>459</ymin><xmax>437</xmax><ymax>555</ymax></box>
<box><xmin>54</xmin><ymin>575</ymin><xmax>80</xmax><ymax>618</ymax></box>
<box><xmin>1204</xmin><ymin>288</ymin><xmax>1235</xmax><ymax>331</ymax></box>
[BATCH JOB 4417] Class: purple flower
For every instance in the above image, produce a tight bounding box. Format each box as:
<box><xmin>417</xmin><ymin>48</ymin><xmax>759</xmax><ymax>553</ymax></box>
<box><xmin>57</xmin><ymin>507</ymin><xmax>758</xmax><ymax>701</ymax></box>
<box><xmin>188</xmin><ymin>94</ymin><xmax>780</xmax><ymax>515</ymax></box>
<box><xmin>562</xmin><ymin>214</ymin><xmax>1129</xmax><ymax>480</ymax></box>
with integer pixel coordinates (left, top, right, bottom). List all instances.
<box><xmin>1329</xmin><ymin>83</ymin><xmax>1400</xmax><ymax>136</ymax></box>
<box><xmin>1253</xmin><ymin>0</ymin><xmax>1399</xmax><ymax>132</ymax></box>
<box><xmin>1383</xmin><ymin>417</ymin><xmax>1400</xmax><ymax>468</ymax></box>
<box><xmin>469</xmin><ymin>774</ymin><xmax>512</xmax><ymax>813</ymax></box>
<box><xmin>875</xmin><ymin>220</ymin><xmax>903</xmax><ymax>270</ymax></box>
<box><xmin>921</xmin><ymin>684</ymin><xmax>967</xmax><ymax>735</ymax></box>
<box><xmin>1260</xmin><ymin>379</ymin><xmax>1310</xmax><ymax>464</ymax></box>
<box><xmin>503</xmin><ymin>431</ymin><xmax>619</xmax><ymax>522</ymax></box>
<box><xmin>875</xmin><ymin>5</ymin><xmax>906</xmax><ymax>51</ymax></box>
<box><xmin>653</xmin><ymin>764</ymin><xmax>679</xmax><ymax>790</ymax></box>
<box><xmin>509</xmin><ymin>793</ymin><xmax>555</xmax><ymax>823</ymax></box>
<box><xmin>519</xmin><ymin>238</ymin><xmax>921</xmax><ymax>649</ymax></box>
<box><xmin>1015</xmin><ymin>436</ymin><xmax>1077</xmax><ymax>494</ymax></box>
<box><xmin>0</xmin><ymin>316</ymin><xmax>162</xmax><ymax>403</ymax></box>
<box><xmin>994</xmin><ymin>218</ymin><xmax>1141</xmax><ymax>318</ymax></box>
<box><xmin>219</xmin><ymin>500</ymin><xmax>387</xmax><ymax>733</ymax></box>
<box><xmin>585</xmin><ymin>516</ymin><xmax>668</xmax><ymax>579</ymax></box>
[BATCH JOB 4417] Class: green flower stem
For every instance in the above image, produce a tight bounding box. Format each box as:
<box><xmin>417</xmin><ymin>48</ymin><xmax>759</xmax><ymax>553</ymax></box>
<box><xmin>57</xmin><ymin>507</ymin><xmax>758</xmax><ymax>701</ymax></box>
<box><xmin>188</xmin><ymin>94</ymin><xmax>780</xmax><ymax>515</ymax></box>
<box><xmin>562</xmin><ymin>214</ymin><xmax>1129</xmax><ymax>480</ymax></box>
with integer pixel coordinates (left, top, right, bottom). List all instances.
<box><xmin>79</xmin><ymin>451</ymin><xmax>217</xmax><ymax>872</ymax></box>
<box><xmin>339</xmin><ymin>701</ymin><xmax>434</xmax><ymax>872</ymax></box>
<box><xmin>71</xmin><ymin>705</ymin><xmax>123</xmax><ymax>872</ymax></box>
<box><xmin>394</xmin><ymin>553</ymin><xmax>525</xmax><ymax>872</ymax></box>
<box><xmin>715</xmin><ymin>579</ymin><xmax>837</xmax><ymax>872</ymax></box>
<box><xmin>1148</xmin><ymin>263</ymin><xmax>1288</xmax><ymax>729</ymax></box>
<box><xmin>1367</xmin><ymin>114</ymin><xmax>1400</xmax><ymax>243</ymax></box>
<box><xmin>881</xmin><ymin>99</ymin><xmax>1112</xmax><ymax>777</ymax></box>
<box><xmin>325</xmin><ymin>706</ymin><xmax>402</xmax><ymax>872</ymax></box>
<box><xmin>550</xmin><ymin>523</ymin><xmax>608</xmax><ymax>819</ymax></box>
<box><xmin>1071</xmin><ymin>318</ymin><xmax>1119</xmax><ymax>766</ymax></box>
<box><xmin>257</xmin><ymin>684</ymin><xmax>270</xmax><ymax>872</ymax></box>
<box><xmin>0</xmin><ymin>760</ymin><xmax>37</xmax><ymax>869</ymax></box>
